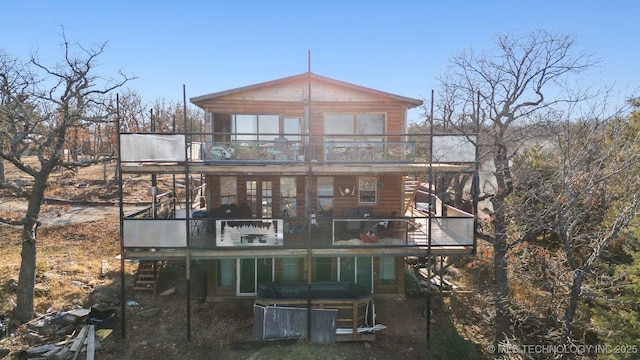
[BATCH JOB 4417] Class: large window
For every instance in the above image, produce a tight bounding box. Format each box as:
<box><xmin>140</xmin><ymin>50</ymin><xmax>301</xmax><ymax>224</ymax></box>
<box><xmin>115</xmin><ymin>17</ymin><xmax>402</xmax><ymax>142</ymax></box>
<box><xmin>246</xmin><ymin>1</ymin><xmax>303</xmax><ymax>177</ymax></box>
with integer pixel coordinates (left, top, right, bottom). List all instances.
<box><xmin>231</xmin><ymin>114</ymin><xmax>301</xmax><ymax>141</ymax></box>
<box><xmin>232</xmin><ymin>115</ymin><xmax>279</xmax><ymax>141</ymax></box>
<box><xmin>338</xmin><ymin>257</ymin><xmax>373</xmax><ymax>293</ymax></box>
<box><xmin>238</xmin><ymin>258</ymin><xmax>273</xmax><ymax>296</ymax></box>
<box><xmin>325</xmin><ymin>113</ymin><xmax>385</xmax><ymax>141</ymax></box>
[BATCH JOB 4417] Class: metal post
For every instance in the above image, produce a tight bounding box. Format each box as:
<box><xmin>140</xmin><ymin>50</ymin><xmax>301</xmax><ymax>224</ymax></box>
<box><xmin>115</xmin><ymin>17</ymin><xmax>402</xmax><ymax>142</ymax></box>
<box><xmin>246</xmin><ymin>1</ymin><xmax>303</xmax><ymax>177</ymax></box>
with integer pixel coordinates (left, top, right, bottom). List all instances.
<box><xmin>183</xmin><ymin>84</ymin><xmax>192</xmax><ymax>342</ymax></box>
<box><xmin>116</xmin><ymin>94</ymin><xmax>126</xmax><ymax>338</ymax></box>
<box><xmin>426</xmin><ymin>89</ymin><xmax>434</xmax><ymax>355</ymax></box>
<box><xmin>305</xmin><ymin>57</ymin><xmax>313</xmax><ymax>342</ymax></box>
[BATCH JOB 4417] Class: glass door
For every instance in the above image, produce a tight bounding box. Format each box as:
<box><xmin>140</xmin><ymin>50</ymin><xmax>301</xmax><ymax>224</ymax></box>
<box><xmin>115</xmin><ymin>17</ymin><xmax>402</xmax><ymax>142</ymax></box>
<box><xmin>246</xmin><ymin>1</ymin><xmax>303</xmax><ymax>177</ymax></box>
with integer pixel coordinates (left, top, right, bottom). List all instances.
<box><xmin>237</xmin><ymin>258</ymin><xmax>273</xmax><ymax>296</ymax></box>
<box><xmin>246</xmin><ymin>179</ymin><xmax>273</xmax><ymax>218</ymax></box>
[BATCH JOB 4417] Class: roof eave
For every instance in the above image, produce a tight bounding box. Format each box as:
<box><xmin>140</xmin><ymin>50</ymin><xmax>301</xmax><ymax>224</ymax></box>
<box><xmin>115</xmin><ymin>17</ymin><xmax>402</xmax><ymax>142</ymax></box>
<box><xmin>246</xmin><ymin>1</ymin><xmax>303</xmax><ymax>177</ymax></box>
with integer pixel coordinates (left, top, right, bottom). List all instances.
<box><xmin>189</xmin><ymin>72</ymin><xmax>423</xmax><ymax>108</ymax></box>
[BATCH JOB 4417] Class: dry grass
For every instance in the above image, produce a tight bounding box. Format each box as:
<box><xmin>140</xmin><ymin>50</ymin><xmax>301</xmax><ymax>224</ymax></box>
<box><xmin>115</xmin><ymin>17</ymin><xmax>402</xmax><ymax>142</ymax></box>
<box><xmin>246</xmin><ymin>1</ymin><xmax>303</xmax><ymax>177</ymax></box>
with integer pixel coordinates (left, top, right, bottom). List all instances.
<box><xmin>0</xmin><ymin>215</ymin><xmax>123</xmax><ymax>315</ymax></box>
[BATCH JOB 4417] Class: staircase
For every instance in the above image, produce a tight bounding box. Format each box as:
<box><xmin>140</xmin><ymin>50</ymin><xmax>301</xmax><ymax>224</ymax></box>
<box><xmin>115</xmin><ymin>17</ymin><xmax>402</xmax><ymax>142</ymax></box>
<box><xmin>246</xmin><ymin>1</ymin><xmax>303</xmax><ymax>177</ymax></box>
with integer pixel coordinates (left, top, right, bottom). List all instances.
<box><xmin>403</xmin><ymin>177</ymin><xmax>421</xmax><ymax>215</ymax></box>
<box><xmin>134</xmin><ymin>260</ymin><xmax>164</xmax><ymax>293</ymax></box>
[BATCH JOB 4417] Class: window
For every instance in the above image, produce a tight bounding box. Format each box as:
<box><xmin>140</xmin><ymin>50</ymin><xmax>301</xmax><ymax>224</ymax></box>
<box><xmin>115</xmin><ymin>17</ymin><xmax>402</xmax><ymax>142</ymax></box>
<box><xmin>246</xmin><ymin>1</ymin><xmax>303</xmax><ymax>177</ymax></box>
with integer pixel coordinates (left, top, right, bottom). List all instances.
<box><xmin>281</xmin><ymin>258</ymin><xmax>301</xmax><ymax>282</ymax></box>
<box><xmin>280</xmin><ymin>177</ymin><xmax>297</xmax><ymax>217</ymax></box>
<box><xmin>232</xmin><ymin>114</ymin><xmax>279</xmax><ymax>141</ymax></box>
<box><xmin>262</xmin><ymin>181</ymin><xmax>273</xmax><ymax>218</ymax></box>
<box><xmin>314</xmin><ymin>258</ymin><xmax>334</xmax><ymax>282</ymax></box>
<box><xmin>338</xmin><ymin>257</ymin><xmax>373</xmax><ymax>293</ymax></box>
<box><xmin>358</xmin><ymin>176</ymin><xmax>377</xmax><ymax>204</ymax></box>
<box><xmin>216</xmin><ymin>259</ymin><xmax>234</xmax><ymax>288</ymax></box>
<box><xmin>379</xmin><ymin>257</ymin><xmax>396</xmax><ymax>285</ymax></box>
<box><xmin>339</xmin><ymin>257</ymin><xmax>356</xmax><ymax>283</ymax></box>
<box><xmin>317</xmin><ymin>177</ymin><xmax>334</xmax><ymax>216</ymax></box>
<box><xmin>284</xmin><ymin>118</ymin><xmax>301</xmax><ymax>141</ymax></box>
<box><xmin>231</xmin><ymin>114</ymin><xmax>302</xmax><ymax>141</ymax></box>
<box><xmin>246</xmin><ymin>180</ymin><xmax>257</xmax><ymax>216</ymax></box>
<box><xmin>247</xmin><ymin>180</ymin><xmax>272</xmax><ymax>218</ymax></box>
<box><xmin>325</xmin><ymin>113</ymin><xmax>385</xmax><ymax>141</ymax></box>
<box><xmin>238</xmin><ymin>258</ymin><xmax>273</xmax><ymax>296</ymax></box>
<box><xmin>220</xmin><ymin>177</ymin><xmax>237</xmax><ymax>205</ymax></box>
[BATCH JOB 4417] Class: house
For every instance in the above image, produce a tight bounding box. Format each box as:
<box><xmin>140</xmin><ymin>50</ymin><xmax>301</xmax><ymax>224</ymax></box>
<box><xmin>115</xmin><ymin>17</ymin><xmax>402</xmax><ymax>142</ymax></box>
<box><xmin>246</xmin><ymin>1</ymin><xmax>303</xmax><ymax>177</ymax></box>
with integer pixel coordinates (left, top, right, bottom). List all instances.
<box><xmin>118</xmin><ymin>72</ymin><xmax>477</xmax><ymax>341</ymax></box>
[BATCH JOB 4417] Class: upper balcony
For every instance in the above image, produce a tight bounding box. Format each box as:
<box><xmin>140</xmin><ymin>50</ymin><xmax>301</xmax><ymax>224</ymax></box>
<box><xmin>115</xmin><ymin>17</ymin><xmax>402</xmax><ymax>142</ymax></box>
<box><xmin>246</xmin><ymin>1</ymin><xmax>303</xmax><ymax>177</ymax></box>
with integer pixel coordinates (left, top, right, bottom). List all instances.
<box><xmin>119</xmin><ymin>131</ymin><xmax>476</xmax><ymax>174</ymax></box>
<box><xmin>201</xmin><ymin>136</ymin><xmax>416</xmax><ymax>163</ymax></box>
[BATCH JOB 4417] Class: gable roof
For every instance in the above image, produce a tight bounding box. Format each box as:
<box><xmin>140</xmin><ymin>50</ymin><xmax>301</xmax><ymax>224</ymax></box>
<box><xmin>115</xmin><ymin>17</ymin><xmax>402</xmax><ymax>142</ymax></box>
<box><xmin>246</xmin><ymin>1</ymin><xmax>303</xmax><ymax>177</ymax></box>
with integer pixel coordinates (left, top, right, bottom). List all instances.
<box><xmin>190</xmin><ymin>72</ymin><xmax>423</xmax><ymax>108</ymax></box>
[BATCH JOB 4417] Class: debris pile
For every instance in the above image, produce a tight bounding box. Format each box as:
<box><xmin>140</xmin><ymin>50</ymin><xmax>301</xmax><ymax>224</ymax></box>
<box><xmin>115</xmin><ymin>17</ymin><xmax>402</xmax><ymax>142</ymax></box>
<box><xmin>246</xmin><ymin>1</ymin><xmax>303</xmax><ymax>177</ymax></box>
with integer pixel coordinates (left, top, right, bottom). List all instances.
<box><xmin>19</xmin><ymin>307</ymin><xmax>115</xmax><ymax>359</ymax></box>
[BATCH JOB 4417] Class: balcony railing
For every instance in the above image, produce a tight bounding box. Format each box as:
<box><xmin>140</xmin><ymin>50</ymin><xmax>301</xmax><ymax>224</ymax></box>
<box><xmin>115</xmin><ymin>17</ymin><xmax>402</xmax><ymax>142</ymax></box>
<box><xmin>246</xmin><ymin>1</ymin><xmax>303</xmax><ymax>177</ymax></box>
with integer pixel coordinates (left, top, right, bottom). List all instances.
<box><xmin>202</xmin><ymin>140</ymin><xmax>303</xmax><ymax>162</ymax></box>
<box><xmin>324</xmin><ymin>141</ymin><xmax>415</xmax><ymax>162</ymax></box>
<box><xmin>120</xmin><ymin>133</ymin><xmax>475</xmax><ymax>164</ymax></box>
<box><xmin>200</xmin><ymin>140</ymin><xmax>416</xmax><ymax>163</ymax></box>
<box><xmin>122</xmin><ymin>211</ymin><xmax>474</xmax><ymax>250</ymax></box>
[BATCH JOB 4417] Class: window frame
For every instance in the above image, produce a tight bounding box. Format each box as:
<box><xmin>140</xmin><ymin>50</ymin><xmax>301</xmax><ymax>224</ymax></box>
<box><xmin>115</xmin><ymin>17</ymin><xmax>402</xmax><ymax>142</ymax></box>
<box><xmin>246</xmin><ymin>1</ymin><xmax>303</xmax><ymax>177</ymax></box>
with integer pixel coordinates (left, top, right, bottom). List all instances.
<box><xmin>324</xmin><ymin>113</ymin><xmax>386</xmax><ymax>142</ymax></box>
<box><xmin>358</xmin><ymin>176</ymin><xmax>377</xmax><ymax>204</ymax></box>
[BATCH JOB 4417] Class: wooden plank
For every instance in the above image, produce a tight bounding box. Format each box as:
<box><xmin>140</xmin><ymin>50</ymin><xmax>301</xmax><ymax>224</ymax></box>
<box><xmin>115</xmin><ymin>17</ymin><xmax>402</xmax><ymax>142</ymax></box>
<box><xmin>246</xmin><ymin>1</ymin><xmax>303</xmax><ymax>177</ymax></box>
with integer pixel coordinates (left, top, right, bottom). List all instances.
<box><xmin>52</xmin><ymin>347</ymin><xmax>70</xmax><ymax>360</ymax></box>
<box><xmin>86</xmin><ymin>325</ymin><xmax>95</xmax><ymax>360</ymax></box>
<box><xmin>70</xmin><ymin>325</ymin><xmax>88</xmax><ymax>354</ymax></box>
<box><xmin>66</xmin><ymin>308</ymin><xmax>91</xmax><ymax>318</ymax></box>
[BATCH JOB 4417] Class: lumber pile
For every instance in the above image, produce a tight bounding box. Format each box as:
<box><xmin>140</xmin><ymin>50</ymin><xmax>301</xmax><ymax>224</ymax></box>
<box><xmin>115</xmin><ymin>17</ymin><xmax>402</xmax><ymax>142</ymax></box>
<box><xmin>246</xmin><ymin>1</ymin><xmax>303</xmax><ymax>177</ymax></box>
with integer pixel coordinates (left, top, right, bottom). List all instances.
<box><xmin>21</xmin><ymin>307</ymin><xmax>114</xmax><ymax>359</ymax></box>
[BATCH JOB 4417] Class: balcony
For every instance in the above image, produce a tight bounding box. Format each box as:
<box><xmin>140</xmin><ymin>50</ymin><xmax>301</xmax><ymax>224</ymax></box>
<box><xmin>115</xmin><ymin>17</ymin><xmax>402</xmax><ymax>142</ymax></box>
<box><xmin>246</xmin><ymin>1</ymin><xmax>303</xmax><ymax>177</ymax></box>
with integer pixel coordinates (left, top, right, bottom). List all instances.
<box><xmin>120</xmin><ymin>132</ymin><xmax>476</xmax><ymax>168</ymax></box>
<box><xmin>201</xmin><ymin>140</ymin><xmax>415</xmax><ymax>163</ymax></box>
<box><xmin>121</xmin><ymin>209</ymin><xmax>474</xmax><ymax>255</ymax></box>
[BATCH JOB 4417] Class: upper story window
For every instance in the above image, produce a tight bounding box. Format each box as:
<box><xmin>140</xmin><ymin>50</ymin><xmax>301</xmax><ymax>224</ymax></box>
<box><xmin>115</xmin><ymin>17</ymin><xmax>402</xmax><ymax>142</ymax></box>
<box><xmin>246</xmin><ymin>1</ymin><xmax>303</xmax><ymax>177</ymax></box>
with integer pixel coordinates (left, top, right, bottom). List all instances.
<box><xmin>233</xmin><ymin>114</ymin><xmax>279</xmax><ymax>141</ymax></box>
<box><xmin>324</xmin><ymin>113</ymin><xmax>385</xmax><ymax>141</ymax></box>
<box><xmin>229</xmin><ymin>114</ymin><xmax>302</xmax><ymax>142</ymax></box>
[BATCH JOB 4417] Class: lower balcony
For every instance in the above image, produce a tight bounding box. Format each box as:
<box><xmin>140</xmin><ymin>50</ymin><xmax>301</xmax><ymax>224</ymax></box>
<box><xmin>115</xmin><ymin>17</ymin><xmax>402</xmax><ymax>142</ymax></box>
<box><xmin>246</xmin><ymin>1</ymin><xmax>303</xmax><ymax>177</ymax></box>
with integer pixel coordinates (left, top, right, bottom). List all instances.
<box><xmin>121</xmin><ymin>211</ymin><xmax>474</xmax><ymax>258</ymax></box>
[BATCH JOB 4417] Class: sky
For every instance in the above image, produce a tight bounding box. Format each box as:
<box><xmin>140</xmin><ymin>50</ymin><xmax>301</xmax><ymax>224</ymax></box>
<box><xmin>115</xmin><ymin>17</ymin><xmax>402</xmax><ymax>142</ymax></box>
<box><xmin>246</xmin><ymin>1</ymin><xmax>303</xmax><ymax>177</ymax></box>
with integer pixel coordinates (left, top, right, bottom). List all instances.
<box><xmin>1</xmin><ymin>0</ymin><xmax>638</xmax><ymax>123</ymax></box>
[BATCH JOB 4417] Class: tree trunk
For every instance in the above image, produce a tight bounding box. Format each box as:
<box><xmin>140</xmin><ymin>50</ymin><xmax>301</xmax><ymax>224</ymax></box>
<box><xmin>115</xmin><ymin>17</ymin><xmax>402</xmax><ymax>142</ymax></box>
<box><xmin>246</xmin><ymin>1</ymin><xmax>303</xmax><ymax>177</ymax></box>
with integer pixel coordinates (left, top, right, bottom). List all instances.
<box><xmin>14</xmin><ymin>176</ymin><xmax>47</xmax><ymax>322</ymax></box>
<box><xmin>0</xmin><ymin>157</ymin><xmax>5</xmax><ymax>183</ymax></box>
<box><xmin>562</xmin><ymin>269</ymin><xmax>586</xmax><ymax>348</ymax></box>
<box><xmin>491</xmin><ymin>147</ymin><xmax>513</xmax><ymax>344</ymax></box>
<box><xmin>493</xmin><ymin>205</ymin><xmax>511</xmax><ymax>343</ymax></box>
<box><xmin>15</xmin><ymin>228</ymin><xmax>37</xmax><ymax>322</ymax></box>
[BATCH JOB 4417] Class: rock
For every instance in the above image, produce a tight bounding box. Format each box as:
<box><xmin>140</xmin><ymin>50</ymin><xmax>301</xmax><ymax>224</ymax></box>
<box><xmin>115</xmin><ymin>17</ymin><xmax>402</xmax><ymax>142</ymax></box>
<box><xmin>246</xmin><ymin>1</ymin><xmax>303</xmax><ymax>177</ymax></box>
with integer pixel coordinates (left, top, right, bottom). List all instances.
<box><xmin>137</xmin><ymin>308</ymin><xmax>161</xmax><ymax>318</ymax></box>
<box><xmin>159</xmin><ymin>287</ymin><xmax>175</xmax><ymax>296</ymax></box>
<box><xmin>90</xmin><ymin>285</ymin><xmax>120</xmax><ymax>307</ymax></box>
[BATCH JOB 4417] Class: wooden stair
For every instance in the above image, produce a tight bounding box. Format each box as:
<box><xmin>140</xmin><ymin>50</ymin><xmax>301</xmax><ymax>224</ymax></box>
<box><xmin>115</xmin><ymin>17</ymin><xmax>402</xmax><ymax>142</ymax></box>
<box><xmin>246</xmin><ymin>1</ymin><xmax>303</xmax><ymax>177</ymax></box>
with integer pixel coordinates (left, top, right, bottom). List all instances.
<box><xmin>134</xmin><ymin>260</ymin><xmax>163</xmax><ymax>293</ymax></box>
<box><xmin>403</xmin><ymin>177</ymin><xmax>421</xmax><ymax>214</ymax></box>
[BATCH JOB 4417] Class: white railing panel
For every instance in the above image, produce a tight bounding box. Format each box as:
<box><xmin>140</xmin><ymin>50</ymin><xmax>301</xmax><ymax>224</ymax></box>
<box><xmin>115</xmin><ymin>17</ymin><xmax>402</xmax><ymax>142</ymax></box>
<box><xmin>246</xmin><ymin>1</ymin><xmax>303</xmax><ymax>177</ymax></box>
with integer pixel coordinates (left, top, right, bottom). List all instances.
<box><xmin>123</xmin><ymin>219</ymin><xmax>187</xmax><ymax>247</ymax></box>
<box><xmin>120</xmin><ymin>134</ymin><xmax>186</xmax><ymax>162</ymax></box>
<box><xmin>432</xmin><ymin>135</ymin><xmax>476</xmax><ymax>163</ymax></box>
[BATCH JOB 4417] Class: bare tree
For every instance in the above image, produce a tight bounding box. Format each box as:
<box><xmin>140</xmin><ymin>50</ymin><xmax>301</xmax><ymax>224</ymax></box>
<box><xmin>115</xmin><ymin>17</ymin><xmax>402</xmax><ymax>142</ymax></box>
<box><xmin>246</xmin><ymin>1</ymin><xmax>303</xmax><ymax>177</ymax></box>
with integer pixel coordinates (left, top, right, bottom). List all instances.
<box><xmin>0</xmin><ymin>35</ymin><xmax>132</xmax><ymax>322</ymax></box>
<box><xmin>436</xmin><ymin>29</ymin><xmax>597</xmax><ymax>342</ymax></box>
<box><xmin>510</xmin><ymin>108</ymin><xmax>640</xmax><ymax>348</ymax></box>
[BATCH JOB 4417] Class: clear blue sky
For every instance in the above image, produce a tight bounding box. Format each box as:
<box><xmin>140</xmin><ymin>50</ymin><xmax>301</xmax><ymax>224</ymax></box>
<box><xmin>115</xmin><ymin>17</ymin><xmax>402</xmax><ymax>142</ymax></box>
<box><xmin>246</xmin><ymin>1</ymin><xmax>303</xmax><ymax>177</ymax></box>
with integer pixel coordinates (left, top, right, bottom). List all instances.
<box><xmin>1</xmin><ymin>0</ymin><xmax>638</xmax><ymax>123</ymax></box>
